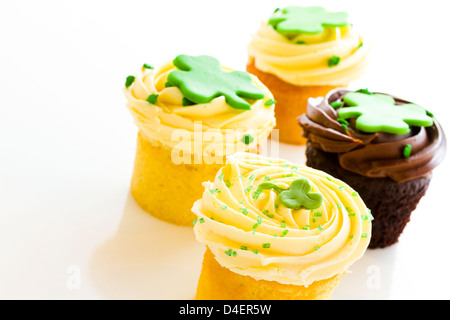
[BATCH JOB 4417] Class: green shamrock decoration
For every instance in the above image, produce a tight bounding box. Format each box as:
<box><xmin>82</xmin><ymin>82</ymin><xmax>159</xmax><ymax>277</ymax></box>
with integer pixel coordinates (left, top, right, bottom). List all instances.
<box><xmin>268</xmin><ymin>6</ymin><xmax>348</xmax><ymax>36</ymax></box>
<box><xmin>338</xmin><ymin>92</ymin><xmax>434</xmax><ymax>135</ymax></box>
<box><xmin>258</xmin><ymin>178</ymin><xmax>323</xmax><ymax>210</ymax></box>
<box><xmin>258</xmin><ymin>182</ymin><xmax>284</xmax><ymax>194</ymax></box>
<box><xmin>167</xmin><ymin>54</ymin><xmax>265</xmax><ymax>110</ymax></box>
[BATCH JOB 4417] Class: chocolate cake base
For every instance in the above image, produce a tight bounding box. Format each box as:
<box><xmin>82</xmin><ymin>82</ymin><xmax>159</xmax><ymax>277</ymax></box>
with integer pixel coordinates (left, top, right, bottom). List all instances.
<box><xmin>306</xmin><ymin>143</ymin><xmax>431</xmax><ymax>249</ymax></box>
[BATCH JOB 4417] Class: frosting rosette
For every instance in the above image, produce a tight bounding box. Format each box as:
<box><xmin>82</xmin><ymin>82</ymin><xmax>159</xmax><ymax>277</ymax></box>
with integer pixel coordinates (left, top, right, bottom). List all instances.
<box><xmin>124</xmin><ymin>55</ymin><xmax>276</xmax><ymax>159</ymax></box>
<box><xmin>192</xmin><ymin>152</ymin><xmax>372</xmax><ymax>286</ymax></box>
<box><xmin>247</xmin><ymin>6</ymin><xmax>369</xmax><ymax>86</ymax></box>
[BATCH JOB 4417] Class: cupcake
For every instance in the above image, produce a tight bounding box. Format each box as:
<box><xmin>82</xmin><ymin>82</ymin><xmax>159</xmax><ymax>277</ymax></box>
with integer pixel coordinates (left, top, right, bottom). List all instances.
<box><xmin>124</xmin><ymin>54</ymin><xmax>276</xmax><ymax>226</ymax></box>
<box><xmin>247</xmin><ymin>6</ymin><xmax>369</xmax><ymax>145</ymax></box>
<box><xmin>192</xmin><ymin>152</ymin><xmax>372</xmax><ymax>300</ymax></box>
<box><xmin>299</xmin><ymin>88</ymin><xmax>446</xmax><ymax>248</ymax></box>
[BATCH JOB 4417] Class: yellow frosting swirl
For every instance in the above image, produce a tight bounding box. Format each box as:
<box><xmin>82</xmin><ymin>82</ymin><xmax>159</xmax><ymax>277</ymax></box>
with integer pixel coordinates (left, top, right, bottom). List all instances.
<box><xmin>192</xmin><ymin>152</ymin><xmax>372</xmax><ymax>286</ymax></box>
<box><xmin>124</xmin><ymin>60</ymin><xmax>276</xmax><ymax>160</ymax></box>
<box><xmin>247</xmin><ymin>21</ymin><xmax>369</xmax><ymax>86</ymax></box>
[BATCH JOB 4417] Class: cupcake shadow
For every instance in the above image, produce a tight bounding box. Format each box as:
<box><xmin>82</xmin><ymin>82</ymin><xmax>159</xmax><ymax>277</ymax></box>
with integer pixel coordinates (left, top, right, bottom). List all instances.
<box><xmin>88</xmin><ymin>192</ymin><xmax>205</xmax><ymax>299</ymax></box>
<box><xmin>331</xmin><ymin>245</ymin><xmax>398</xmax><ymax>299</ymax></box>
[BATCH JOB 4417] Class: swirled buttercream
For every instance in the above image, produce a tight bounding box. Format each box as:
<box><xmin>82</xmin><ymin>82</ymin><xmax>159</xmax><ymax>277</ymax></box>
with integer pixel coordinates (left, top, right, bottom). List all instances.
<box><xmin>247</xmin><ymin>19</ymin><xmax>369</xmax><ymax>86</ymax></box>
<box><xmin>124</xmin><ymin>59</ymin><xmax>276</xmax><ymax>158</ymax></box>
<box><xmin>192</xmin><ymin>152</ymin><xmax>371</xmax><ymax>286</ymax></box>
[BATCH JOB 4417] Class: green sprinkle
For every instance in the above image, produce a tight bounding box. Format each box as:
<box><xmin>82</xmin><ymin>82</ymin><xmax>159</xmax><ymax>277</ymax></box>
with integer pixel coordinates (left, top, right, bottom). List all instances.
<box><xmin>264</xmin><ymin>99</ymin><xmax>277</xmax><ymax>106</ymax></box>
<box><xmin>240</xmin><ymin>207</ymin><xmax>248</xmax><ymax>215</ymax></box>
<box><xmin>314</xmin><ymin>245</ymin><xmax>319</xmax><ymax>251</ymax></box>
<box><xmin>226</xmin><ymin>249</ymin><xmax>237</xmax><ymax>257</ymax></box>
<box><xmin>275</xmin><ymin>203</ymin><xmax>279</xmax><ymax>209</ymax></box>
<box><xmin>252</xmin><ymin>223</ymin><xmax>259</xmax><ymax>230</ymax></box>
<box><xmin>349</xmin><ymin>234</ymin><xmax>354</xmax><ymax>239</ymax></box>
<box><xmin>218</xmin><ymin>174</ymin><xmax>224</xmax><ymax>180</ymax></box>
<box><xmin>352</xmin><ymin>191</ymin><xmax>358</xmax><ymax>197</ymax></box>
<box><xmin>337</xmin><ymin>118</ymin><xmax>349</xmax><ymax>131</ymax></box>
<box><xmin>356</xmin><ymin>88</ymin><xmax>373</xmax><ymax>95</ymax></box>
<box><xmin>313</xmin><ymin>211</ymin><xmax>322</xmax><ymax>217</ymax></box>
<box><xmin>221</xmin><ymin>205</ymin><xmax>227</xmax><ymax>210</ymax></box>
<box><xmin>326</xmin><ymin>176</ymin><xmax>332</xmax><ymax>181</ymax></box>
<box><xmin>282</xmin><ymin>163</ymin><xmax>289</xmax><ymax>168</ymax></box>
<box><xmin>281</xmin><ymin>229</ymin><xmax>289</xmax><ymax>237</ymax></box>
<box><xmin>262</xmin><ymin>210</ymin><xmax>274</xmax><ymax>218</ymax></box>
<box><xmin>284</xmin><ymin>173</ymin><xmax>294</xmax><ymax>177</ymax></box>
<box><xmin>296</xmin><ymin>40</ymin><xmax>306</xmax><ymax>45</ymax></box>
<box><xmin>225</xmin><ymin>249</ymin><xmax>236</xmax><ymax>257</ymax></box>
<box><xmin>142</xmin><ymin>63</ymin><xmax>154</xmax><ymax>69</ymax></box>
<box><xmin>225</xmin><ymin>180</ymin><xmax>231</xmax><ymax>188</ymax></box>
<box><xmin>361</xmin><ymin>214</ymin><xmax>368</xmax><ymax>221</ymax></box>
<box><xmin>330</xmin><ymin>101</ymin><xmax>344</xmax><ymax>109</ymax></box>
<box><xmin>192</xmin><ymin>218</ymin><xmax>198</xmax><ymax>225</ymax></box>
<box><xmin>367</xmin><ymin>208</ymin><xmax>374</xmax><ymax>221</ymax></box>
<box><xmin>252</xmin><ymin>189</ymin><xmax>262</xmax><ymax>200</ymax></box>
<box><xmin>262</xmin><ymin>243</ymin><xmax>271</xmax><ymax>249</ymax></box>
<box><xmin>291</xmin><ymin>166</ymin><xmax>298</xmax><ymax>170</ymax></box>
<box><xmin>242</xmin><ymin>134</ymin><xmax>254</xmax><ymax>145</ymax></box>
<box><xmin>264</xmin><ymin>176</ymin><xmax>271</xmax><ymax>181</ymax></box>
<box><xmin>257</xmin><ymin>216</ymin><xmax>262</xmax><ymax>224</ymax></box>
<box><xmin>317</xmin><ymin>225</ymin><xmax>323</xmax><ymax>231</ymax></box>
<box><xmin>328</xmin><ymin>56</ymin><xmax>341</xmax><ymax>67</ymax></box>
<box><xmin>403</xmin><ymin>144</ymin><xmax>412</xmax><ymax>158</ymax></box>
<box><xmin>209</xmin><ymin>188</ymin><xmax>220</xmax><ymax>195</ymax></box>
<box><xmin>337</xmin><ymin>118</ymin><xmax>349</xmax><ymax>126</ymax></box>
<box><xmin>280</xmin><ymin>221</ymin><xmax>286</xmax><ymax>228</ymax></box>
<box><xmin>426</xmin><ymin>110</ymin><xmax>434</xmax><ymax>117</ymax></box>
<box><xmin>249</xmin><ymin>175</ymin><xmax>256</xmax><ymax>181</ymax></box>
<box><xmin>146</xmin><ymin>94</ymin><xmax>159</xmax><ymax>104</ymax></box>
<box><xmin>339</xmin><ymin>186</ymin><xmax>345</xmax><ymax>191</ymax></box>
<box><xmin>358</xmin><ymin>41</ymin><xmax>363</xmax><ymax>49</ymax></box>
<box><xmin>337</xmin><ymin>204</ymin><xmax>342</xmax><ymax>209</ymax></box>
<box><xmin>244</xmin><ymin>186</ymin><xmax>252</xmax><ymax>193</ymax></box>
<box><xmin>241</xmin><ymin>246</ymin><xmax>248</xmax><ymax>251</ymax></box>
<box><xmin>199</xmin><ymin>218</ymin><xmax>205</xmax><ymax>223</ymax></box>
<box><xmin>361</xmin><ymin>233</ymin><xmax>368</xmax><ymax>239</ymax></box>
<box><xmin>252</xmin><ymin>249</ymin><xmax>259</xmax><ymax>254</ymax></box>
<box><xmin>125</xmin><ymin>75</ymin><xmax>135</xmax><ymax>88</ymax></box>
<box><xmin>348</xmin><ymin>213</ymin><xmax>356</xmax><ymax>217</ymax></box>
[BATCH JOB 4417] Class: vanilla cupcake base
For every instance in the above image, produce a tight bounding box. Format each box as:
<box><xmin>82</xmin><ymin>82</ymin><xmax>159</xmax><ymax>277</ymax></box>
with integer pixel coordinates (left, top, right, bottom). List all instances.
<box><xmin>196</xmin><ymin>248</ymin><xmax>343</xmax><ymax>300</ymax></box>
<box><xmin>247</xmin><ymin>58</ymin><xmax>343</xmax><ymax>145</ymax></box>
<box><xmin>131</xmin><ymin>132</ymin><xmax>224</xmax><ymax>226</ymax></box>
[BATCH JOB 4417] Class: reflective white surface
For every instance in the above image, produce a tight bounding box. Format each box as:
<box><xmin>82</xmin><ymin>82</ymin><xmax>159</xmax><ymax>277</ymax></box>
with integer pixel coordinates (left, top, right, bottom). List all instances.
<box><xmin>1</xmin><ymin>0</ymin><xmax>449</xmax><ymax>299</ymax></box>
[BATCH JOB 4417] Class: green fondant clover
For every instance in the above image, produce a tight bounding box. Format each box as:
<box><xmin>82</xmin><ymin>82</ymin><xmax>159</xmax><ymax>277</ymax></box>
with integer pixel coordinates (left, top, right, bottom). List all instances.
<box><xmin>167</xmin><ymin>54</ymin><xmax>265</xmax><ymax>110</ymax></box>
<box><xmin>258</xmin><ymin>178</ymin><xmax>323</xmax><ymax>210</ymax></box>
<box><xmin>258</xmin><ymin>182</ymin><xmax>284</xmax><ymax>194</ymax></box>
<box><xmin>268</xmin><ymin>6</ymin><xmax>348</xmax><ymax>36</ymax></box>
<box><xmin>338</xmin><ymin>92</ymin><xmax>434</xmax><ymax>135</ymax></box>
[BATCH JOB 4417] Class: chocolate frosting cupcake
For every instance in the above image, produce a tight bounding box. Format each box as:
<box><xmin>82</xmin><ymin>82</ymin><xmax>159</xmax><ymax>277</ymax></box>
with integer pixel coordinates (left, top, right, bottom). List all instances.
<box><xmin>299</xmin><ymin>89</ymin><xmax>446</xmax><ymax>183</ymax></box>
<box><xmin>298</xmin><ymin>88</ymin><xmax>446</xmax><ymax>248</ymax></box>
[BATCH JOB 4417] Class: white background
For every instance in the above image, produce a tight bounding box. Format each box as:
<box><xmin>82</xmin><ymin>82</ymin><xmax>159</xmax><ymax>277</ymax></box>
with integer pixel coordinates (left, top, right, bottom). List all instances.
<box><xmin>1</xmin><ymin>0</ymin><xmax>449</xmax><ymax>299</ymax></box>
